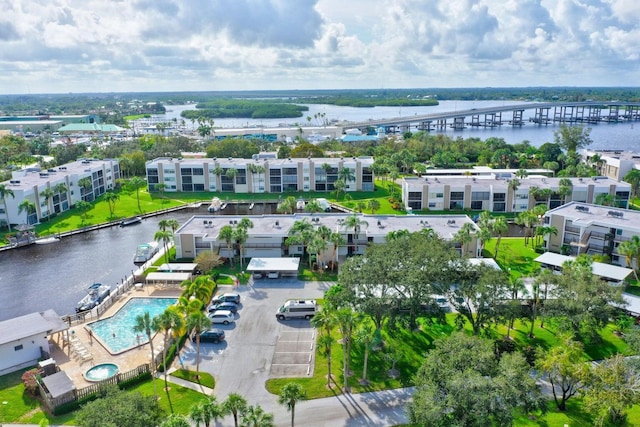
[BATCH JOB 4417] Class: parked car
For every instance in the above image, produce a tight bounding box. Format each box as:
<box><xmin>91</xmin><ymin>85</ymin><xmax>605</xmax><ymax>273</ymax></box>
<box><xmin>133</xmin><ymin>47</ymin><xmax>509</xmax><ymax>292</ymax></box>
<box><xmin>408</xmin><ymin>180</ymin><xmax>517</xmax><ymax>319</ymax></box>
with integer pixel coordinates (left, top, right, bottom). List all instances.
<box><xmin>208</xmin><ymin>301</ymin><xmax>238</xmax><ymax>314</ymax></box>
<box><xmin>193</xmin><ymin>328</ymin><xmax>225</xmax><ymax>343</ymax></box>
<box><xmin>211</xmin><ymin>292</ymin><xmax>241</xmax><ymax>304</ymax></box>
<box><xmin>208</xmin><ymin>310</ymin><xmax>235</xmax><ymax>325</ymax></box>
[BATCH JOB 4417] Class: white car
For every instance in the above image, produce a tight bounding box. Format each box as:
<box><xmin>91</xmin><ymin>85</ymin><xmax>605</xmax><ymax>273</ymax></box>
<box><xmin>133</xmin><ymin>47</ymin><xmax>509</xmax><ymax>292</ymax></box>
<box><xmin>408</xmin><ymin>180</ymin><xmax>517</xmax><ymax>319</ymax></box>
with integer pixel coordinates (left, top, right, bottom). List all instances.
<box><xmin>208</xmin><ymin>310</ymin><xmax>235</xmax><ymax>325</ymax></box>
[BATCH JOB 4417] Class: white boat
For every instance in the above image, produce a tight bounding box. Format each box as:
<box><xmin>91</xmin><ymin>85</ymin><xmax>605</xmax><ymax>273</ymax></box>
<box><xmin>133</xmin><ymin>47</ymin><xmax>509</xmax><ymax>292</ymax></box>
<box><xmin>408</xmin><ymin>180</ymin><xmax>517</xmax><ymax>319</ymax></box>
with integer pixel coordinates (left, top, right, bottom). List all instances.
<box><xmin>76</xmin><ymin>283</ymin><xmax>111</xmax><ymax>312</ymax></box>
<box><xmin>296</xmin><ymin>199</ymin><xmax>306</xmax><ymax>210</ymax></box>
<box><xmin>220</xmin><ymin>203</ymin><xmax>228</xmax><ymax>210</ymax></box>
<box><xmin>208</xmin><ymin>197</ymin><xmax>222</xmax><ymax>212</ymax></box>
<box><xmin>249</xmin><ymin>203</ymin><xmax>255</xmax><ymax>210</ymax></box>
<box><xmin>133</xmin><ymin>241</ymin><xmax>159</xmax><ymax>264</ymax></box>
<box><xmin>35</xmin><ymin>236</ymin><xmax>60</xmax><ymax>245</ymax></box>
<box><xmin>315</xmin><ymin>198</ymin><xmax>331</xmax><ymax>212</ymax></box>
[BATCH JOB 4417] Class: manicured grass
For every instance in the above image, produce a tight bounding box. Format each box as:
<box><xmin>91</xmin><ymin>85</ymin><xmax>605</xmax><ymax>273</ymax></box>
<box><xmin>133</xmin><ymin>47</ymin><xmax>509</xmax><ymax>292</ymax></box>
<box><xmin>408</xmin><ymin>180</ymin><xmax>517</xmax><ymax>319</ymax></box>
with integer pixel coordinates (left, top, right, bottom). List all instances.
<box><xmin>170</xmin><ymin>369</ymin><xmax>216</xmax><ymax>389</ymax></box>
<box><xmin>484</xmin><ymin>237</ymin><xmax>541</xmax><ymax>280</ymax></box>
<box><xmin>0</xmin><ymin>369</ymin><xmax>207</xmax><ymax>425</ymax></box>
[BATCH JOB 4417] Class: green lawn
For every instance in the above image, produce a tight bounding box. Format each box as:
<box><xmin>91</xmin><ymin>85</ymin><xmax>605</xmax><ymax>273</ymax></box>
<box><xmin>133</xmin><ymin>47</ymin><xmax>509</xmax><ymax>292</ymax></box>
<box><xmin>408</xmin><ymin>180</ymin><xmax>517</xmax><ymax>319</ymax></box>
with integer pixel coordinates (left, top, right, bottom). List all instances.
<box><xmin>170</xmin><ymin>369</ymin><xmax>216</xmax><ymax>389</ymax></box>
<box><xmin>484</xmin><ymin>237</ymin><xmax>541</xmax><ymax>280</ymax></box>
<box><xmin>0</xmin><ymin>369</ymin><xmax>208</xmax><ymax>425</ymax></box>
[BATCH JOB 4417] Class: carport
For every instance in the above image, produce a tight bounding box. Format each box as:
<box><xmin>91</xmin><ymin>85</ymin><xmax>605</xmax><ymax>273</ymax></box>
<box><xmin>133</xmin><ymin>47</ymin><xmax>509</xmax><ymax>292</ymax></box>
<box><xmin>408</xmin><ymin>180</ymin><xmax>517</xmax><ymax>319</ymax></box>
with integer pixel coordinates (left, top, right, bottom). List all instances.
<box><xmin>145</xmin><ymin>272</ymin><xmax>192</xmax><ymax>288</ymax></box>
<box><xmin>247</xmin><ymin>257</ymin><xmax>301</xmax><ymax>278</ymax></box>
<box><xmin>535</xmin><ymin>252</ymin><xmax>632</xmax><ymax>284</ymax></box>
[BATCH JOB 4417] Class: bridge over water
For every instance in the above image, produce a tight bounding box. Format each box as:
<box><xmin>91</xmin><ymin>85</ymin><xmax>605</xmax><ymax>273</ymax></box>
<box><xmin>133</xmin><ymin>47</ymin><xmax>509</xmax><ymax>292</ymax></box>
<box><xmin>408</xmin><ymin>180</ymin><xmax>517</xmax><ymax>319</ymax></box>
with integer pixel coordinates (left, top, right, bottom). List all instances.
<box><xmin>346</xmin><ymin>101</ymin><xmax>640</xmax><ymax>133</ymax></box>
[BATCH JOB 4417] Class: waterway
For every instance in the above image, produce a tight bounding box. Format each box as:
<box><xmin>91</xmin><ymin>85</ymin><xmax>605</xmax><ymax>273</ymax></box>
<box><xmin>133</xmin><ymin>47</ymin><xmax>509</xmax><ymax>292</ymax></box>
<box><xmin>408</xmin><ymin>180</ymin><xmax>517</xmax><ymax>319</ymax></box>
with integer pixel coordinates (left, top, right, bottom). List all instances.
<box><xmin>157</xmin><ymin>101</ymin><xmax>640</xmax><ymax>151</ymax></box>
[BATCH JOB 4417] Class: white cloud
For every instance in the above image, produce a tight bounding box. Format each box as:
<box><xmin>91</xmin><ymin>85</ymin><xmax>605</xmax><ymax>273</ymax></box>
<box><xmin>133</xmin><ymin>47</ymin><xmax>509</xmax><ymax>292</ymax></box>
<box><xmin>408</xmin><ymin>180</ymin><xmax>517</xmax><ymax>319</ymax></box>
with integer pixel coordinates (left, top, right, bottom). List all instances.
<box><xmin>0</xmin><ymin>0</ymin><xmax>638</xmax><ymax>93</ymax></box>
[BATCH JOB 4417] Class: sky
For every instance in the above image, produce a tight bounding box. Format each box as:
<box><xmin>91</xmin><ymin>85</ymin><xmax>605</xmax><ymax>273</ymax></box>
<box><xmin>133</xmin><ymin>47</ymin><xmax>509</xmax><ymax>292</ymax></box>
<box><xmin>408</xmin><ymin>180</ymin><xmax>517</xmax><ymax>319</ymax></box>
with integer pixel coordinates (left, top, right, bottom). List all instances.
<box><xmin>1</xmin><ymin>0</ymin><xmax>639</xmax><ymax>94</ymax></box>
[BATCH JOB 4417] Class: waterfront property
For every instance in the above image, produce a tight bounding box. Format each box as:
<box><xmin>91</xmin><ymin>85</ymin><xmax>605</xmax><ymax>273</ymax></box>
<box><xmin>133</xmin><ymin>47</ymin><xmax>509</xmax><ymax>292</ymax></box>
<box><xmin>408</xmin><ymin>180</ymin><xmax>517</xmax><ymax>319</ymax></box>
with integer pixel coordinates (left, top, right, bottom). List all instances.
<box><xmin>402</xmin><ymin>174</ymin><xmax>630</xmax><ymax>213</ymax></box>
<box><xmin>543</xmin><ymin>201</ymin><xmax>640</xmax><ymax>266</ymax></box>
<box><xmin>0</xmin><ymin>158</ymin><xmax>120</xmax><ymax>228</ymax></box>
<box><xmin>0</xmin><ymin>310</ymin><xmax>68</xmax><ymax>376</ymax></box>
<box><xmin>145</xmin><ymin>156</ymin><xmax>375</xmax><ymax>194</ymax></box>
<box><xmin>581</xmin><ymin>149</ymin><xmax>640</xmax><ymax>180</ymax></box>
<box><xmin>173</xmin><ymin>213</ymin><xmax>480</xmax><ymax>262</ymax></box>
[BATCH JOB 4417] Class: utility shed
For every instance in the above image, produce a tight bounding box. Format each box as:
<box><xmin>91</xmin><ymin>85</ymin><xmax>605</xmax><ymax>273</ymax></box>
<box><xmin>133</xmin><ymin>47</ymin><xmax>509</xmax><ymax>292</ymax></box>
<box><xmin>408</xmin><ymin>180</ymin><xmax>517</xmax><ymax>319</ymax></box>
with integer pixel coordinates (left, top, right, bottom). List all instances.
<box><xmin>246</xmin><ymin>257</ymin><xmax>301</xmax><ymax>278</ymax></box>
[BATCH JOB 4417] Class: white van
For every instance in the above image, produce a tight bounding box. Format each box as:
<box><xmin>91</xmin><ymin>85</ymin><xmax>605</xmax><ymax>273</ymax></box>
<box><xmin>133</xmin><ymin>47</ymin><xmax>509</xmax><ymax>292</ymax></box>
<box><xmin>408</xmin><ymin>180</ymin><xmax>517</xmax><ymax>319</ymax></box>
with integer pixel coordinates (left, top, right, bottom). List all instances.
<box><xmin>276</xmin><ymin>299</ymin><xmax>318</xmax><ymax>320</ymax></box>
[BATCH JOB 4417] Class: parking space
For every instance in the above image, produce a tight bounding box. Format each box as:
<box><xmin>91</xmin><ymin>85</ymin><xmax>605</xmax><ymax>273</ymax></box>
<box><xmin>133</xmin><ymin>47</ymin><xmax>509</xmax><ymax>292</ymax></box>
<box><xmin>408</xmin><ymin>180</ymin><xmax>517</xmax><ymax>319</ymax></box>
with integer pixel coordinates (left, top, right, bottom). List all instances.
<box><xmin>271</xmin><ymin>322</ymin><xmax>315</xmax><ymax>377</ymax></box>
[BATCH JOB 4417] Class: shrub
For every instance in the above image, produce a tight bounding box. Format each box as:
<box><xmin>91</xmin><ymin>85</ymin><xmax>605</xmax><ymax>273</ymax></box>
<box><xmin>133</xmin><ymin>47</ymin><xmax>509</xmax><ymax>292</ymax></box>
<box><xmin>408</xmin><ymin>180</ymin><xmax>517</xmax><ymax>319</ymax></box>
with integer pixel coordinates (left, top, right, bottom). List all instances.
<box><xmin>22</xmin><ymin>368</ymin><xmax>43</xmax><ymax>396</ymax></box>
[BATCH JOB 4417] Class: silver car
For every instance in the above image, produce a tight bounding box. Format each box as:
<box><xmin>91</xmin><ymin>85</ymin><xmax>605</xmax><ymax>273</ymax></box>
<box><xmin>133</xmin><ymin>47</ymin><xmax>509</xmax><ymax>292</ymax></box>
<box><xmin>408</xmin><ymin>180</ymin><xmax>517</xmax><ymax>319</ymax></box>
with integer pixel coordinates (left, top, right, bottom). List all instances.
<box><xmin>208</xmin><ymin>309</ymin><xmax>235</xmax><ymax>325</ymax></box>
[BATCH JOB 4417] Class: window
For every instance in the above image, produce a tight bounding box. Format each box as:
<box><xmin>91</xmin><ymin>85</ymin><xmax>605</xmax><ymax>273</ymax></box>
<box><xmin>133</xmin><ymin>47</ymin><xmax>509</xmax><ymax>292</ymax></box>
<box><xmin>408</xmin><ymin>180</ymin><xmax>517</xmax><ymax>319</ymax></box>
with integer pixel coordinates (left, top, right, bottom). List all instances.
<box><xmin>470</xmin><ymin>201</ymin><xmax>483</xmax><ymax>210</ymax></box>
<box><xmin>471</xmin><ymin>191</ymin><xmax>490</xmax><ymax>201</ymax></box>
<box><xmin>14</xmin><ymin>344</ymin><xmax>23</xmax><ymax>351</ymax></box>
<box><xmin>428</xmin><ymin>202</ymin><xmax>436</xmax><ymax>208</ymax></box>
<box><xmin>493</xmin><ymin>202</ymin><xmax>506</xmax><ymax>212</ymax></box>
<box><xmin>408</xmin><ymin>191</ymin><xmax>422</xmax><ymax>201</ymax></box>
<box><xmin>193</xmin><ymin>168</ymin><xmax>204</xmax><ymax>176</ymax></box>
<box><xmin>493</xmin><ymin>193</ymin><xmax>506</xmax><ymax>202</ymax></box>
<box><xmin>450</xmin><ymin>191</ymin><xmax>464</xmax><ymax>200</ymax></box>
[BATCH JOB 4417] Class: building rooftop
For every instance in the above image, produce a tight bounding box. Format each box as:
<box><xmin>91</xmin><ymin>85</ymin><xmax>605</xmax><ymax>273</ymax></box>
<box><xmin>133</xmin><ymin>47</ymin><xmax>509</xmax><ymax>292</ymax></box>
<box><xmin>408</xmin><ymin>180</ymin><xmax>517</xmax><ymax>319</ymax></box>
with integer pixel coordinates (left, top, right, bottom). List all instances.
<box><xmin>147</xmin><ymin>156</ymin><xmax>374</xmax><ymax>167</ymax></box>
<box><xmin>179</xmin><ymin>213</ymin><xmax>477</xmax><ymax>241</ymax></box>
<box><xmin>545</xmin><ymin>201</ymin><xmax>640</xmax><ymax>233</ymax></box>
<box><xmin>403</xmin><ymin>175</ymin><xmax>630</xmax><ymax>191</ymax></box>
<box><xmin>0</xmin><ymin>309</ymin><xmax>67</xmax><ymax>346</ymax></box>
<box><xmin>3</xmin><ymin>158</ymin><xmax>117</xmax><ymax>191</ymax></box>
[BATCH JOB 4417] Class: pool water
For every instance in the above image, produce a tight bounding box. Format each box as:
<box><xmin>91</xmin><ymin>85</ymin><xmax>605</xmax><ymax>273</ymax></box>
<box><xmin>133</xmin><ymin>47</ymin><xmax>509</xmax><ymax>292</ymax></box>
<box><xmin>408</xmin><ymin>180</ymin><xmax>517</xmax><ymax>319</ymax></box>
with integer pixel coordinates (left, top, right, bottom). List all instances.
<box><xmin>85</xmin><ymin>363</ymin><xmax>119</xmax><ymax>382</ymax></box>
<box><xmin>88</xmin><ymin>297</ymin><xmax>177</xmax><ymax>354</ymax></box>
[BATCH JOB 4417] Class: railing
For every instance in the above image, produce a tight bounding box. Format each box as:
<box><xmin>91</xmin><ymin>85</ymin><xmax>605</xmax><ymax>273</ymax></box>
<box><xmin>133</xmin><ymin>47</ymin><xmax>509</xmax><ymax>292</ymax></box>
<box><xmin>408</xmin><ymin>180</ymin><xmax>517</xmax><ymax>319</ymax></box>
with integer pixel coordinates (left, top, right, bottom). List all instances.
<box><xmin>565</xmin><ymin>225</ymin><xmax>580</xmax><ymax>234</ymax></box>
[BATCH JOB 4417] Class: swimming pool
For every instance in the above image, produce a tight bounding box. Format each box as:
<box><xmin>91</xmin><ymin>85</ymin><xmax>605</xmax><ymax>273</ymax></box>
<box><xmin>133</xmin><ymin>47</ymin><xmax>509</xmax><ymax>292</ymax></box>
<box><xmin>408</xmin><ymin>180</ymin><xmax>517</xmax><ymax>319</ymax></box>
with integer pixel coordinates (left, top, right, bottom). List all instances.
<box><xmin>88</xmin><ymin>297</ymin><xmax>177</xmax><ymax>354</ymax></box>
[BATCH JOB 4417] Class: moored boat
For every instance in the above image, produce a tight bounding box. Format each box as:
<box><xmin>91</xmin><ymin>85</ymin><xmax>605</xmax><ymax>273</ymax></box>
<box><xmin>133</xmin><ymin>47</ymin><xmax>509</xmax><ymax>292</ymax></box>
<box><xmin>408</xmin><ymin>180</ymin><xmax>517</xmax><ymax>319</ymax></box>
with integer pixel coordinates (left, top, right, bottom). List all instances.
<box><xmin>35</xmin><ymin>236</ymin><xmax>60</xmax><ymax>245</ymax></box>
<box><xmin>208</xmin><ymin>197</ymin><xmax>222</xmax><ymax>212</ymax></box>
<box><xmin>133</xmin><ymin>241</ymin><xmax>159</xmax><ymax>264</ymax></box>
<box><xmin>76</xmin><ymin>283</ymin><xmax>111</xmax><ymax>313</ymax></box>
<box><xmin>120</xmin><ymin>216</ymin><xmax>142</xmax><ymax>227</ymax></box>
<box><xmin>296</xmin><ymin>199</ymin><xmax>306</xmax><ymax>210</ymax></box>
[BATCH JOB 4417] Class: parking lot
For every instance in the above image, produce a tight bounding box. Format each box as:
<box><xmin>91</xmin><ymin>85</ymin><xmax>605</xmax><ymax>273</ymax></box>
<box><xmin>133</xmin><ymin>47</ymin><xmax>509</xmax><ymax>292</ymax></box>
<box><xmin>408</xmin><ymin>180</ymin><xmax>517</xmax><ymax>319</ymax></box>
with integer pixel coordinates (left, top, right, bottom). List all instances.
<box><xmin>180</xmin><ymin>279</ymin><xmax>331</xmax><ymax>402</ymax></box>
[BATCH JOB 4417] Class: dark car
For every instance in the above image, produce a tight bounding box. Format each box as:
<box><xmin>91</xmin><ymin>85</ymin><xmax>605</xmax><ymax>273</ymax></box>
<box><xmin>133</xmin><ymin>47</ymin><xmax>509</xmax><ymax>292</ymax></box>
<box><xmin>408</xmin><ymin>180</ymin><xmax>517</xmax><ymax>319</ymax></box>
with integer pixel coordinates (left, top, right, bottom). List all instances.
<box><xmin>194</xmin><ymin>328</ymin><xmax>225</xmax><ymax>343</ymax></box>
<box><xmin>211</xmin><ymin>292</ymin><xmax>241</xmax><ymax>304</ymax></box>
<box><xmin>208</xmin><ymin>301</ymin><xmax>238</xmax><ymax>314</ymax></box>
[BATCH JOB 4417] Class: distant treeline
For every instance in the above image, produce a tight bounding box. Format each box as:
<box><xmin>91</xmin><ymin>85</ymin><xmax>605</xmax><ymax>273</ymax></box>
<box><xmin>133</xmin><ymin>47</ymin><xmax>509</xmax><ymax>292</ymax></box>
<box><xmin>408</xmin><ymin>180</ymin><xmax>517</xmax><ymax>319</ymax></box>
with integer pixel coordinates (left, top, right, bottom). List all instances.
<box><xmin>298</xmin><ymin>96</ymin><xmax>439</xmax><ymax>108</ymax></box>
<box><xmin>181</xmin><ymin>99</ymin><xmax>308</xmax><ymax>120</ymax></box>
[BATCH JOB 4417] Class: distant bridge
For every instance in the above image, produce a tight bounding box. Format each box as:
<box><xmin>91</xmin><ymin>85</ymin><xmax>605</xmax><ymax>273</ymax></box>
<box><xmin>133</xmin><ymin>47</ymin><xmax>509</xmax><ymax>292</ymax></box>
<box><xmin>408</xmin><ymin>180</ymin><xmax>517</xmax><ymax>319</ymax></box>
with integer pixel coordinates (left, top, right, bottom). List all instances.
<box><xmin>345</xmin><ymin>101</ymin><xmax>640</xmax><ymax>133</ymax></box>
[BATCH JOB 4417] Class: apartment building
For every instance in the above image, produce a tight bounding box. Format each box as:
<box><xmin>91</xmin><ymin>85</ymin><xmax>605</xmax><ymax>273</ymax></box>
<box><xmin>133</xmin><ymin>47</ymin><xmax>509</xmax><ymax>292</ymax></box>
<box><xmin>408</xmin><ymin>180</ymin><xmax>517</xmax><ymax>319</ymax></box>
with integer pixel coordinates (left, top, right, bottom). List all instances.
<box><xmin>543</xmin><ymin>201</ymin><xmax>640</xmax><ymax>267</ymax></box>
<box><xmin>581</xmin><ymin>149</ymin><xmax>640</xmax><ymax>181</ymax></box>
<box><xmin>0</xmin><ymin>159</ymin><xmax>120</xmax><ymax>227</ymax></box>
<box><xmin>174</xmin><ymin>213</ymin><xmax>480</xmax><ymax>262</ymax></box>
<box><xmin>145</xmin><ymin>156</ymin><xmax>375</xmax><ymax>194</ymax></box>
<box><xmin>402</xmin><ymin>174</ymin><xmax>631</xmax><ymax>213</ymax></box>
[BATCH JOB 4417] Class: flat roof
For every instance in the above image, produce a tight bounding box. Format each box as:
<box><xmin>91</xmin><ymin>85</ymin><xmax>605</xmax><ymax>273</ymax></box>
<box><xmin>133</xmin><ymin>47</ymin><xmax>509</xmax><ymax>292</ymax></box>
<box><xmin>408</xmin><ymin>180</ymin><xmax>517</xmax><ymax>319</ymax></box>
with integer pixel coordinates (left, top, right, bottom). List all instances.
<box><xmin>545</xmin><ymin>202</ymin><xmax>640</xmax><ymax>234</ymax></box>
<box><xmin>178</xmin><ymin>213</ymin><xmax>478</xmax><ymax>241</ymax></box>
<box><xmin>145</xmin><ymin>272</ymin><xmax>192</xmax><ymax>283</ymax></box>
<box><xmin>535</xmin><ymin>252</ymin><xmax>632</xmax><ymax>281</ymax></box>
<box><xmin>403</xmin><ymin>175</ymin><xmax>630</xmax><ymax>190</ymax></box>
<box><xmin>157</xmin><ymin>263</ymin><xmax>198</xmax><ymax>272</ymax></box>
<box><xmin>246</xmin><ymin>257</ymin><xmax>301</xmax><ymax>272</ymax></box>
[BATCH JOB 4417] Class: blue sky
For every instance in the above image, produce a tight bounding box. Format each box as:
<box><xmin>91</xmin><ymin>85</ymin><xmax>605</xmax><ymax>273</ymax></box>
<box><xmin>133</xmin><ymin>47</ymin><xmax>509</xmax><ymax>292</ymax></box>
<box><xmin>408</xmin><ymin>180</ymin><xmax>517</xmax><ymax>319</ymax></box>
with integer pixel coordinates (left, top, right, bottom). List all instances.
<box><xmin>1</xmin><ymin>0</ymin><xmax>639</xmax><ymax>94</ymax></box>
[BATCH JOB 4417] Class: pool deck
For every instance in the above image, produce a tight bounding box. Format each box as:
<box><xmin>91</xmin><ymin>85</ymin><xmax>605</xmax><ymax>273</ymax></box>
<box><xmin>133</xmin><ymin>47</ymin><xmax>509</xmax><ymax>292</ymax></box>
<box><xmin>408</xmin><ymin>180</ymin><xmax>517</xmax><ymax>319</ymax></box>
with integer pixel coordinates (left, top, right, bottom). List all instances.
<box><xmin>48</xmin><ymin>286</ymin><xmax>182</xmax><ymax>387</ymax></box>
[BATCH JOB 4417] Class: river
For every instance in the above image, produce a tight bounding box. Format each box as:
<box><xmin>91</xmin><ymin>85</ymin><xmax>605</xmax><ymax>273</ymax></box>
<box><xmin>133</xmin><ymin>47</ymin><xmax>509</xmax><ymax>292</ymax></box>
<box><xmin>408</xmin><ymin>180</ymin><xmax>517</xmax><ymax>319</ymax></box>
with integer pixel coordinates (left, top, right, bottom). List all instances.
<box><xmin>158</xmin><ymin>100</ymin><xmax>640</xmax><ymax>151</ymax></box>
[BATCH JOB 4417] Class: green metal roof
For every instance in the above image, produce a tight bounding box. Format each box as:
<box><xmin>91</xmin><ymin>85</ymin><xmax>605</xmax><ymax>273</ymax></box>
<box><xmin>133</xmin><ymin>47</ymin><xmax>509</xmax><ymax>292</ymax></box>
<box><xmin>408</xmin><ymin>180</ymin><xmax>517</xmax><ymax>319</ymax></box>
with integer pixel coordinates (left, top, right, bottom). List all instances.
<box><xmin>57</xmin><ymin>123</ymin><xmax>125</xmax><ymax>133</ymax></box>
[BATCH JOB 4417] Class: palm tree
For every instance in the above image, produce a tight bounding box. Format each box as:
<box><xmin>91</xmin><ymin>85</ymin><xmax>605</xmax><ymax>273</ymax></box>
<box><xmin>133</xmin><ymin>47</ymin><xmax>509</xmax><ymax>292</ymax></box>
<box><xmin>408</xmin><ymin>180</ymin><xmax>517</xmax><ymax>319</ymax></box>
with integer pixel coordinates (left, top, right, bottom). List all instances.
<box><xmin>153</xmin><ymin>307</ymin><xmax>185</xmax><ymax>395</ymax></box>
<box><xmin>311</xmin><ymin>309</ymin><xmax>336</xmax><ymax>388</ymax></box>
<box><xmin>342</xmin><ymin>214</ymin><xmax>368</xmax><ymax>242</ymax></box>
<box><xmin>225</xmin><ymin>168</ymin><xmax>238</xmax><ymax>192</ymax></box>
<box><xmin>154</xmin><ymin>229</ymin><xmax>173</xmax><ymax>264</ymax></box>
<box><xmin>39</xmin><ymin>187</ymin><xmax>55</xmax><ymax>222</ymax></box>
<box><xmin>332</xmin><ymin>179</ymin><xmax>345</xmax><ymax>200</ymax></box>
<box><xmin>155</xmin><ymin>182</ymin><xmax>168</xmax><ymax>198</ymax></box>
<box><xmin>278</xmin><ymin>383</ymin><xmax>307</xmax><ymax>427</ymax></box>
<box><xmin>507</xmin><ymin>178</ymin><xmax>520</xmax><ymax>211</ymax></box>
<box><xmin>77</xmin><ymin>177</ymin><xmax>93</xmax><ymax>201</ymax></box>
<box><xmin>277</xmin><ymin>196</ymin><xmax>297</xmax><ymax>214</ymax></box>
<box><xmin>320</xmin><ymin>163</ymin><xmax>331</xmax><ymax>182</ymax></box>
<box><xmin>336</xmin><ymin>308</ymin><xmax>358</xmax><ymax>393</ymax></box>
<box><xmin>158</xmin><ymin>219</ymin><xmax>171</xmax><ymax>232</ymax></box>
<box><xmin>355</xmin><ymin>201</ymin><xmax>366</xmax><ymax>213</ymax></box>
<box><xmin>515</xmin><ymin>168</ymin><xmax>529</xmax><ymax>179</ymax></box>
<box><xmin>328</xmin><ymin>232</ymin><xmax>345</xmax><ymax>272</ymax></box>
<box><xmin>619</xmin><ymin>238</ymin><xmax>640</xmax><ymax>281</ymax></box>
<box><xmin>133</xmin><ymin>311</ymin><xmax>158</xmax><ymax>399</ymax></box>
<box><xmin>127</xmin><ymin>176</ymin><xmax>147</xmax><ymax>213</ymax></box>
<box><xmin>354</xmin><ymin>323</ymin><xmax>374</xmax><ymax>385</ymax></box>
<box><xmin>0</xmin><ymin>184</ymin><xmax>15</xmax><ymax>231</ymax></box>
<box><xmin>18</xmin><ymin>199</ymin><xmax>36</xmax><ymax>224</ymax></box>
<box><xmin>367</xmin><ymin>199</ymin><xmax>381</xmax><ymax>214</ymax></box>
<box><xmin>491</xmin><ymin>216</ymin><xmax>508</xmax><ymax>260</ymax></box>
<box><xmin>304</xmin><ymin>199</ymin><xmax>322</xmax><ymax>213</ymax></box>
<box><xmin>454</xmin><ymin>222</ymin><xmax>476</xmax><ymax>256</ymax></box>
<box><xmin>338</xmin><ymin>167</ymin><xmax>355</xmax><ymax>185</ymax></box>
<box><xmin>189</xmin><ymin>401</ymin><xmax>207</xmax><ymax>427</ymax></box>
<box><xmin>223</xmin><ymin>393</ymin><xmax>248</xmax><ymax>427</ymax></box>
<box><xmin>307</xmin><ymin>235</ymin><xmax>328</xmax><ymax>271</ymax></box>
<box><xmin>187</xmin><ymin>312</ymin><xmax>212</xmax><ymax>379</ymax></box>
<box><xmin>103</xmin><ymin>191</ymin><xmax>120</xmax><ymax>218</ymax></box>
<box><xmin>233</xmin><ymin>226</ymin><xmax>249</xmax><ymax>271</ymax></box>
<box><xmin>219</xmin><ymin>225</ymin><xmax>235</xmax><ymax>266</ymax></box>
<box><xmin>240</xmin><ymin>405</ymin><xmax>274</xmax><ymax>427</ymax></box>
<box><xmin>624</xmin><ymin>169</ymin><xmax>640</xmax><ymax>197</ymax></box>
<box><xmin>161</xmin><ymin>414</ymin><xmax>190</xmax><ymax>427</ymax></box>
<box><xmin>201</xmin><ymin>395</ymin><xmax>224</xmax><ymax>427</ymax></box>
